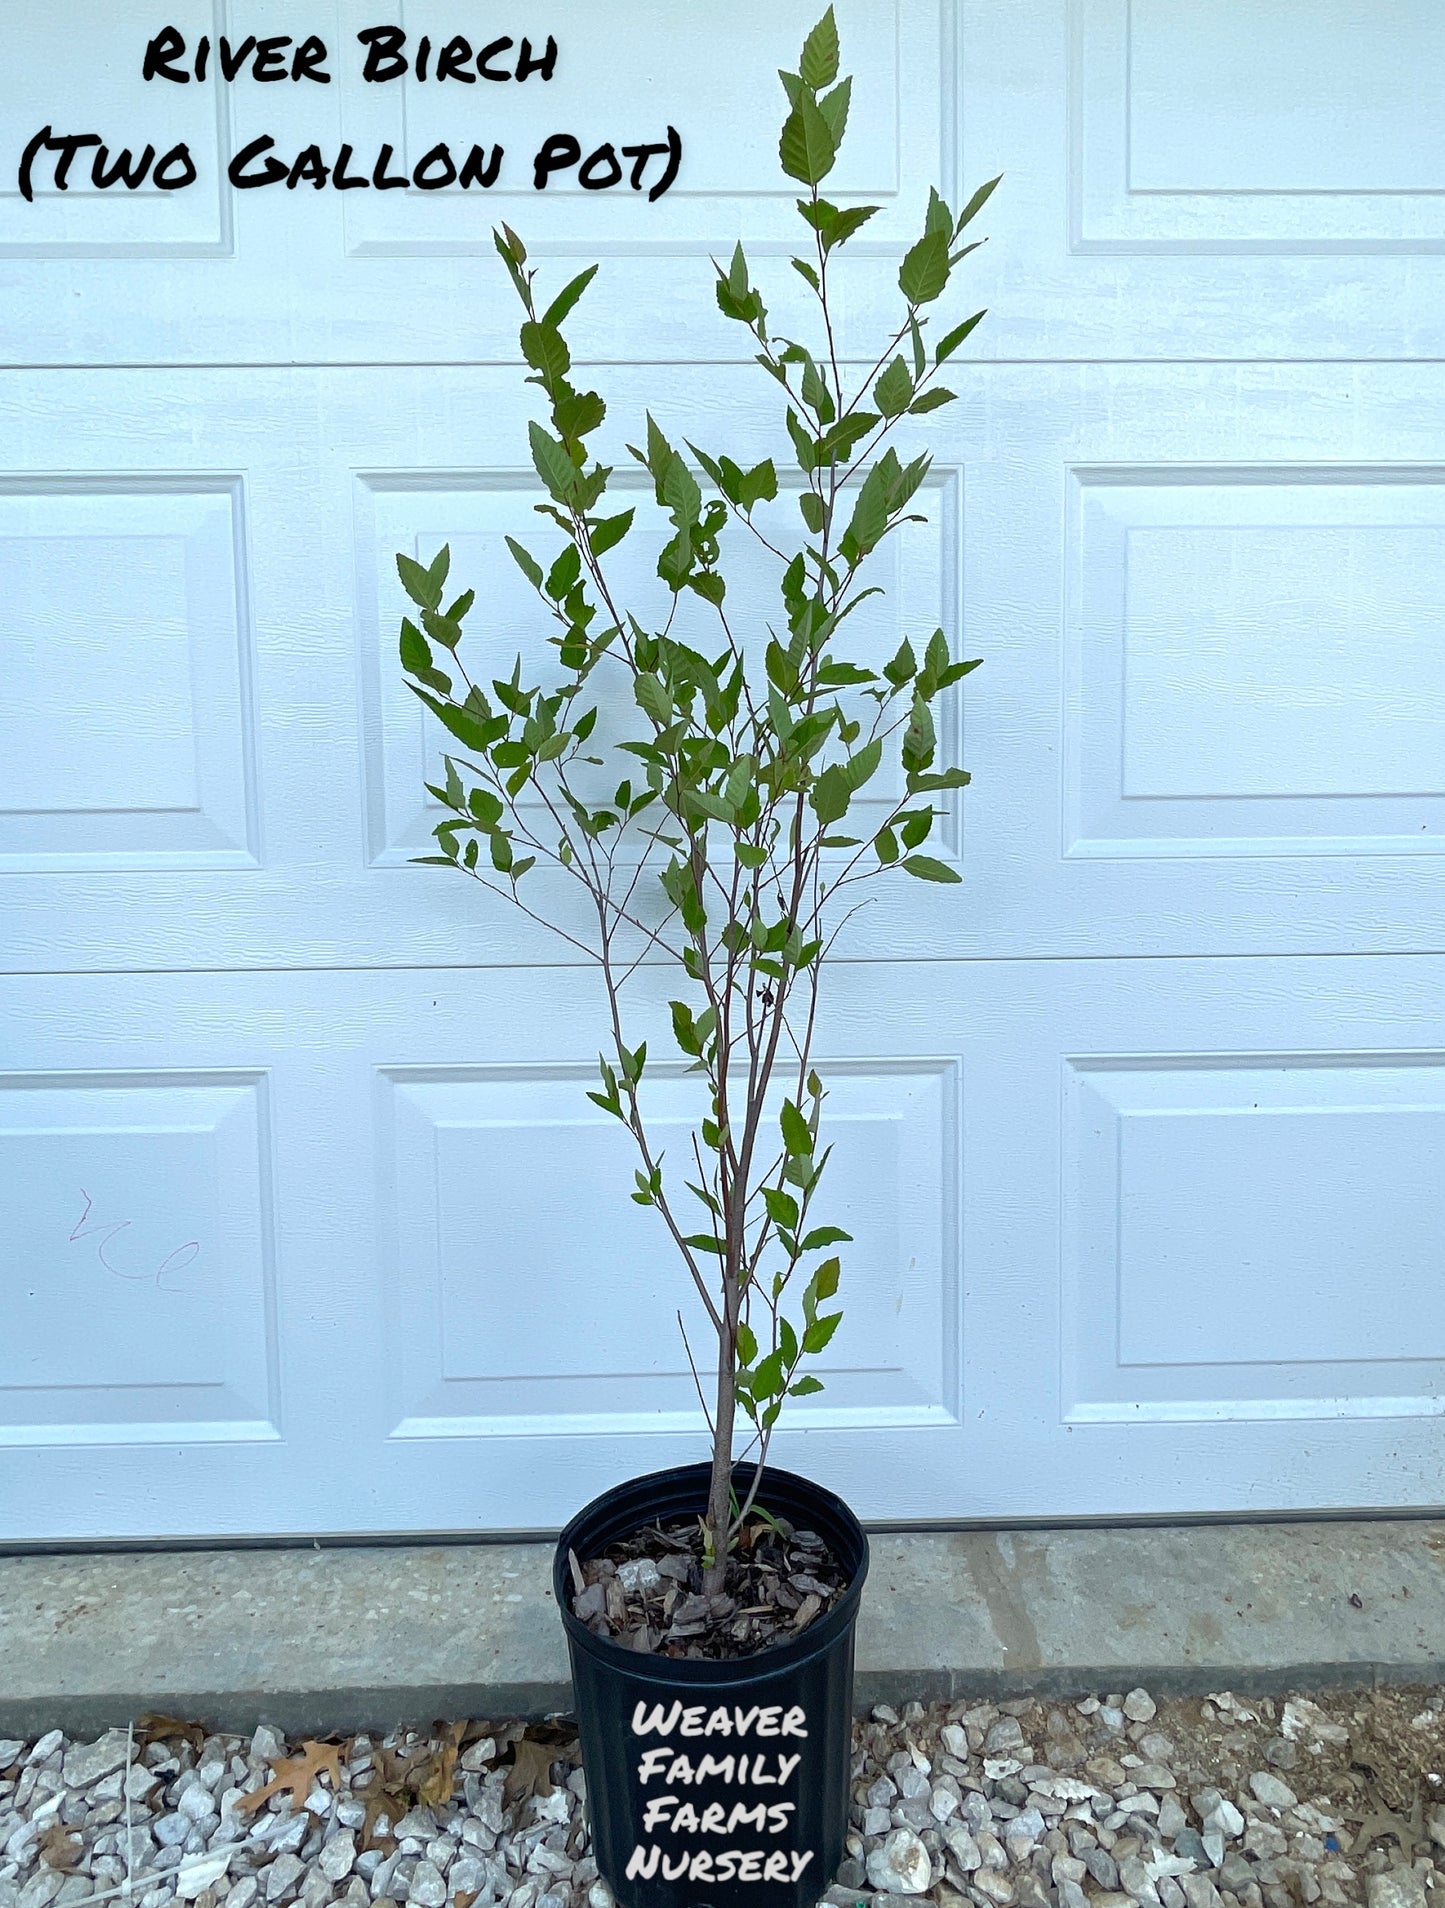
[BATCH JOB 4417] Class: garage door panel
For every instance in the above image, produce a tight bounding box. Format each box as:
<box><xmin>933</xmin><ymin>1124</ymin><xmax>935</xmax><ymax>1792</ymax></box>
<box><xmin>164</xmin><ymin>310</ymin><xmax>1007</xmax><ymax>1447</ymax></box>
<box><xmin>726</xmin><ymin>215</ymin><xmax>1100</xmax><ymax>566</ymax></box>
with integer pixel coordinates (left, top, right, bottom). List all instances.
<box><xmin>0</xmin><ymin>1070</ymin><xmax>279</xmax><ymax>1448</ymax></box>
<box><xmin>8</xmin><ymin>365</ymin><xmax>1445</xmax><ymax>977</ymax></box>
<box><xmin>5</xmin><ymin>957</ymin><xmax>1445</xmax><ymax>1538</ymax></box>
<box><xmin>1063</xmin><ymin>1055</ymin><xmax>1445</xmax><ymax>1425</ymax></box>
<box><xmin>1064</xmin><ymin>467</ymin><xmax>1445</xmax><ymax>858</ymax></box>
<box><xmin>961</xmin><ymin>0</ymin><xmax>1445</xmax><ymax>359</ymax></box>
<box><xmin>0</xmin><ymin>477</ymin><xmax>259</xmax><ymax>873</ymax></box>
<box><xmin>379</xmin><ymin>1059</ymin><xmax>959</xmax><ymax>1443</ymax></box>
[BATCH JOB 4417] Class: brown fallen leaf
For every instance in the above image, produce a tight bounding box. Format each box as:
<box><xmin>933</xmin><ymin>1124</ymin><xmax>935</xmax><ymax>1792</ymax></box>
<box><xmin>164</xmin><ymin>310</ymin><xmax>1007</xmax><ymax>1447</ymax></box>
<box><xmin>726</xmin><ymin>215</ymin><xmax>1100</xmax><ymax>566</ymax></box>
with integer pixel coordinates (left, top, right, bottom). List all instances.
<box><xmin>38</xmin><ymin>1824</ymin><xmax>84</xmax><ymax>1872</ymax></box>
<box><xmin>135</xmin><ymin>1713</ymin><xmax>208</xmax><ymax>1756</ymax></box>
<box><xmin>504</xmin><ymin>1738</ymin><xmax>556</xmax><ymax>1808</ymax></box>
<box><xmin>413</xmin><ymin>1723</ymin><xmax>464</xmax><ymax>1810</ymax></box>
<box><xmin>454</xmin><ymin>1893</ymin><xmax>480</xmax><ymax>1908</ymax></box>
<box><xmin>236</xmin><ymin>1740</ymin><xmax>348</xmax><ymax>1815</ymax></box>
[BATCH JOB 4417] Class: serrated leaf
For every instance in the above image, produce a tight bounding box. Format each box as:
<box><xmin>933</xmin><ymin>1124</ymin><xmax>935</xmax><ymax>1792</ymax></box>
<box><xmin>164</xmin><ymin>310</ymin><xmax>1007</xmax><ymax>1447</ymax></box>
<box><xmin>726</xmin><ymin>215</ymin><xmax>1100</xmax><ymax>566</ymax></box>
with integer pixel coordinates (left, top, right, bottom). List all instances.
<box><xmin>529</xmin><ymin>422</ymin><xmax>577</xmax><ymax>502</ymax></box>
<box><xmin>817</xmin><ymin>75</ymin><xmax>851</xmax><ymax>148</ymax></box>
<box><xmin>399</xmin><ymin>618</ymin><xmax>431</xmax><ymax>677</ymax></box>
<box><xmin>899</xmin><ymin>226</ymin><xmax>950</xmax><ymax>304</ymax></box>
<box><xmin>780</xmin><ymin>1098</ymin><xmax>813</xmax><ymax>1157</ymax></box>
<box><xmin>789</xmin><ymin>1374</ymin><xmax>825</xmax><ymax>1396</ymax></box>
<box><xmin>799</xmin><ymin>1225</ymin><xmax>851</xmax><ymax>1251</ymax></box>
<box><xmin>397</xmin><ymin>552</ymin><xmax>442</xmax><ymax>610</ymax></box>
<box><xmin>519</xmin><ymin>319</ymin><xmax>569</xmax><ymax>384</ymax></box>
<box><xmin>763</xmin><ymin>1187</ymin><xmax>800</xmax><ymax>1230</ymax></box>
<box><xmin>779</xmin><ymin>92</ymin><xmax>837</xmax><ymax>186</ymax></box>
<box><xmin>799</xmin><ymin>6</ymin><xmax>840</xmax><ymax>88</ymax></box>
<box><xmin>910</xmin><ymin>387</ymin><xmax>956</xmax><ymax>414</ymax></box>
<box><xmin>803</xmin><ymin>1312</ymin><xmax>842</xmax><ymax>1354</ymax></box>
<box><xmin>874</xmin><ymin>356</ymin><xmax>914</xmax><ymax>418</ymax></box>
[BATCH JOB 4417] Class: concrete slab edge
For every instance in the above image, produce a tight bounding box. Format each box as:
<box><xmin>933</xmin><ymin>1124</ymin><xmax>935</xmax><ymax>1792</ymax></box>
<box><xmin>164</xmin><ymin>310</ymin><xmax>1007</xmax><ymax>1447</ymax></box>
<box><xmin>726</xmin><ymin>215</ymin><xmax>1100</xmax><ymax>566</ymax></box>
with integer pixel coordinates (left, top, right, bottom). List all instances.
<box><xmin>4</xmin><ymin>1517</ymin><xmax>1442</xmax><ymax>1738</ymax></box>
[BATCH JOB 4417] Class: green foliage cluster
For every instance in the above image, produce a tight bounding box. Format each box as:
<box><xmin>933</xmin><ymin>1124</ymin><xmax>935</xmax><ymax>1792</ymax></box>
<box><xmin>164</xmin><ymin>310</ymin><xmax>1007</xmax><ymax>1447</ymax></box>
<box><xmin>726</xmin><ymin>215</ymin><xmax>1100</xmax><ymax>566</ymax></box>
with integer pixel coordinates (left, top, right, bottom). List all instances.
<box><xmin>399</xmin><ymin>8</ymin><xmax>995</xmax><ymax>1576</ymax></box>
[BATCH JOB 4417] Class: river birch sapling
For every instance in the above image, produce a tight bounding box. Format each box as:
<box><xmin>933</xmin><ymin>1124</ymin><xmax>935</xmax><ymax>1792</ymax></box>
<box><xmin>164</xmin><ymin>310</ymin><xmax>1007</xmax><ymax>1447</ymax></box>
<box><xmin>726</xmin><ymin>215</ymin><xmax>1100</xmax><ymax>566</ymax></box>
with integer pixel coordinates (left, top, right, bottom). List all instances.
<box><xmin>398</xmin><ymin>9</ymin><xmax>995</xmax><ymax>1606</ymax></box>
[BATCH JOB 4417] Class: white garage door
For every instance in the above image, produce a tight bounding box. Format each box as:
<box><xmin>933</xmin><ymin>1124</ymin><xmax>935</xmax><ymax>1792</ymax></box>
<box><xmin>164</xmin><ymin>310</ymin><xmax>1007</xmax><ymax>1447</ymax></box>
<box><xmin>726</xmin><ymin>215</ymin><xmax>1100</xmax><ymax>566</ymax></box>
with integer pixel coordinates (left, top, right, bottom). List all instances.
<box><xmin>4</xmin><ymin>0</ymin><xmax>1445</xmax><ymax>1541</ymax></box>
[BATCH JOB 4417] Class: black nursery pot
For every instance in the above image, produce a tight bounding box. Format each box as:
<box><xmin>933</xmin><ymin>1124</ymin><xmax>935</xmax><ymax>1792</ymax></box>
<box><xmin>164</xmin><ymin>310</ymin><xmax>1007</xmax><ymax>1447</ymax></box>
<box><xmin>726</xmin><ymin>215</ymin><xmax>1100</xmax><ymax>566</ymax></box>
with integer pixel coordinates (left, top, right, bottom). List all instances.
<box><xmin>554</xmin><ymin>1462</ymin><xmax>869</xmax><ymax>1908</ymax></box>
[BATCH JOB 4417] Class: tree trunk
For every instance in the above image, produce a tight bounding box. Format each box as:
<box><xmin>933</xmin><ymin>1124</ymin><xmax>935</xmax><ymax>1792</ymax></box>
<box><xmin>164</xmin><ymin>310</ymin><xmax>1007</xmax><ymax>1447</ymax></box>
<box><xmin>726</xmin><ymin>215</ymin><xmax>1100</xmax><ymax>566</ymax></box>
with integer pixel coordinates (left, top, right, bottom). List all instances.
<box><xmin>702</xmin><ymin>1313</ymin><xmax>737</xmax><ymax>1598</ymax></box>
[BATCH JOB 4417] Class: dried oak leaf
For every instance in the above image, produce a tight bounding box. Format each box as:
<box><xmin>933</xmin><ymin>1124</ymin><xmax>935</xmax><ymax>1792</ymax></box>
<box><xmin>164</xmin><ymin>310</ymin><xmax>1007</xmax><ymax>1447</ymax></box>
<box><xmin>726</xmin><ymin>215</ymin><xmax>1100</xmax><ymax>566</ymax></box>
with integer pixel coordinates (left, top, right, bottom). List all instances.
<box><xmin>413</xmin><ymin>1724</ymin><xmax>465</xmax><ymax>1810</ymax></box>
<box><xmin>38</xmin><ymin>1825</ymin><xmax>85</xmax><ymax>1873</ymax></box>
<box><xmin>236</xmin><ymin>1740</ymin><xmax>348</xmax><ymax>1816</ymax></box>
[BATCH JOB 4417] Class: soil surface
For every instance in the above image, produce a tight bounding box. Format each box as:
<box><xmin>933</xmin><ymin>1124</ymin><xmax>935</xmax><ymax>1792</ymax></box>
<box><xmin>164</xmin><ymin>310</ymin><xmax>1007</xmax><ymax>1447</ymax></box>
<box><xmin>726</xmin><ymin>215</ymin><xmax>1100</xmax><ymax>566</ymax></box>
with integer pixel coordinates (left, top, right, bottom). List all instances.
<box><xmin>567</xmin><ymin>1509</ymin><xmax>847</xmax><ymax>1657</ymax></box>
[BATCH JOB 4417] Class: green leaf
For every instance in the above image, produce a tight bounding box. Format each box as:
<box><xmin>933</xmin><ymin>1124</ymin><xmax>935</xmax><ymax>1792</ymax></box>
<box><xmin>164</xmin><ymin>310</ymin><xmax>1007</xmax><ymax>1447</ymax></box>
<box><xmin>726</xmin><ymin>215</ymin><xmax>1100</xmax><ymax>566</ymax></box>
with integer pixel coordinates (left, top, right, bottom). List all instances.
<box><xmin>803</xmin><ymin>1312</ymin><xmax>842</xmax><ymax>1354</ymax></box>
<box><xmin>589</xmin><ymin>507</ymin><xmax>634</xmax><ymax>557</ymax></box>
<box><xmin>789</xmin><ymin>1374</ymin><xmax>825</xmax><ymax>1396</ymax></box>
<box><xmin>883</xmin><ymin>638</ymin><xmax>917</xmax><ymax>687</ymax></box>
<box><xmin>799</xmin><ymin>490</ymin><xmax>825</xmax><ymax>534</ymax></box>
<box><xmin>554</xmin><ymin>388</ymin><xmax>607</xmax><ymax>440</ymax></box>
<box><xmin>409</xmin><ymin>685</ymin><xmax>504</xmax><ymax>755</ymax></box>
<box><xmin>955</xmin><ymin>172</ymin><xmax>1001</xmax><ymax>231</ymax></box>
<box><xmin>737</xmin><ymin>1322</ymin><xmax>758</xmax><ymax>1366</ymax></box>
<box><xmin>683</xmin><ymin>1234</ymin><xmax>728</xmax><ymax>1255</ymax></box>
<box><xmin>935</xmin><ymin>309</ymin><xmax>987</xmax><ymax>363</ymax></box>
<box><xmin>529</xmin><ymin>421</ymin><xmax>577</xmax><ymax>502</ymax></box>
<box><xmin>779</xmin><ymin>92</ymin><xmax>837</xmax><ymax>186</ymax></box>
<box><xmin>799</xmin><ymin>6</ymin><xmax>839</xmax><ymax>88</ymax></box>
<box><xmin>634</xmin><ymin>674</ymin><xmax>673</xmax><ymax>724</ymax></box>
<box><xmin>781</xmin><ymin>1098</ymin><xmax>813</xmax><ymax>1157</ymax></box>
<box><xmin>830</xmin><ymin>202</ymin><xmax>881</xmax><ymax>247</ymax></box>
<box><xmin>901</xmin><ymin>854</ymin><xmax>962</xmax><ymax>883</ymax></box>
<box><xmin>874</xmin><ymin>356</ymin><xmax>913</xmax><ymax>418</ymax></box>
<box><xmin>763</xmin><ymin>1187</ymin><xmax>800</xmax><ymax>1230</ymax></box>
<box><xmin>908</xmin><ymin>766</ymin><xmax>973</xmax><ymax>793</ymax></box>
<box><xmin>817</xmin><ymin>76</ymin><xmax>851</xmax><ymax>148</ymax></box>
<box><xmin>519</xmin><ymin>319</ymin><xmax>570</xmax><ymax>384</ymax></box>
<box><xmin>810</xmin><ymin>763</ymin><xmax>851</xmax><ymax>826</ymax></box>
<box><xmin>813</xmin><ymin>1255</ymin><xmax>841</xmax><ymax>1300</ymax></box>
<box><xmin>899</xmin><ymin>226</ymin><xmax>950</xmax><ymax>304</ymax></box>
<box><xmin>399</xmin><ymin>618</ymin><xmax>431</xmax><ymax>677</ymax></box>
<box><xmin>397</xmin><ymin>552</ymin><xmax>442</xmax><ymax>610</ymax></box>
<box><xmin>817</xmin><ymin>661</ymin><xmax>875</xmax><ymax>687</ymax></box>
<box><xmin>844</xmin><ymin>737</ymin><xmax>882</xmax><ymax>790</ymax></box>
<box><xmin>738</xmin><ymin>459</ymin><xmax>779</xmax><ymax>510</ymax></box>
<box><xmin>505</xmin><ymin>536</ymin><xmax>544</xmax><ymax>590</ymax></box>
<box><xmin>753</xmin><ymin>1349</ymin><xmax>785</xmax><ymax>1400</ymax></box>
<box><xmin>799</xmin><ymin>1225</ymin><xmax>851</xmax><ymax>1252</ymax></box>
<box><xmin>875</xmin><ymin>825</ymin><xmax>899</xmax><ymax>865</ymax></box>
<box><xmin>669</xmin><ymin>998</ymin><xmax>698</xmax><ymax>1055</ymax></box>
<box><xmin>910</xmin><ymin>387</ymin><xmax>956</xmax><ymax>414</ymax></box>
<box><xmin>542</xmin><ymin>262</ymin><xmax>599</xmax><ymax>329</ymax></box>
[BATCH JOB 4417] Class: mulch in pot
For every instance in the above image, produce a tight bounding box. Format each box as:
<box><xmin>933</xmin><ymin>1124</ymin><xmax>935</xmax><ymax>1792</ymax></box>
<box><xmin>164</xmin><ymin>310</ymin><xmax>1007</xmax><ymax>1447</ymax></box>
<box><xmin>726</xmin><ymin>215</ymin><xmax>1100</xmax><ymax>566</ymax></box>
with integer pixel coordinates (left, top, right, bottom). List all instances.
<box><xmin>567</xmin><ymin>1510</ymin><xmax>848</xmax><ymax>1659</ymax></box>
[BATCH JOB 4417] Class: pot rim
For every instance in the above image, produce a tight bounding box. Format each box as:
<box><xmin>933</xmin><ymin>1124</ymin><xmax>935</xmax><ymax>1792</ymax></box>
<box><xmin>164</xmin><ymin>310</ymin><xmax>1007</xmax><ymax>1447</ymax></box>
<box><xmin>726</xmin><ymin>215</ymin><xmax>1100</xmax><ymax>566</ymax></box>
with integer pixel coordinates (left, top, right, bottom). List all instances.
<box><xmin>553</xmin><ymin>1460</ymin><xmax>869</xmax><ymax>1685</ymax></box>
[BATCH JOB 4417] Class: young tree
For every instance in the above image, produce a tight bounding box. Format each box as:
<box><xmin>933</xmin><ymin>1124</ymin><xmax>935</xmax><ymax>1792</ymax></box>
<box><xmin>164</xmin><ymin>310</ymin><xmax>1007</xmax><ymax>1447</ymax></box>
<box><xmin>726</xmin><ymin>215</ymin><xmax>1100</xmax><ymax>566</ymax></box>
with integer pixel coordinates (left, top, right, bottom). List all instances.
<box><xmin>399</xmin><ymin>8</ymin><xmax>994</xmax><ymax>1598</ymax></box>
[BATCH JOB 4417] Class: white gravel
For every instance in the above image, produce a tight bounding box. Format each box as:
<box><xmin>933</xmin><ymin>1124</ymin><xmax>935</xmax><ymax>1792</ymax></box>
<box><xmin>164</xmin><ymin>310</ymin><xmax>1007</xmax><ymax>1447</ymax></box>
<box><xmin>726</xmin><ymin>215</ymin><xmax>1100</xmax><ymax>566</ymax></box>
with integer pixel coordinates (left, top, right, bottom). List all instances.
<box><xmin>1</xmin><ymin>1689</ymin><xmax>1441</xmax><ymax>1908</ymax></box>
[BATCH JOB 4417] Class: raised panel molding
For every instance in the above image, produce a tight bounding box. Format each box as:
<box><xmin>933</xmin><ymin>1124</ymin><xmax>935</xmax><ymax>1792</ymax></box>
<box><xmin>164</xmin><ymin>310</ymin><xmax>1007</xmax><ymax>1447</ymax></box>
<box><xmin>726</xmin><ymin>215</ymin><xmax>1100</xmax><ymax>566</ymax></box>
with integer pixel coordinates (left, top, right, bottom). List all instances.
<box><xmin>0</xmin><ymin>477</ymin><xmax>259</xmax><ymax>872</ymax></box>
<box><xmin>1070</xmin><ymin>0</ymin><xmax>1445</xmax><ymax>253</ymax></box>
<box><xmin>337</xmin><ymin>0</ymin><xmax>948</xmax><ymax>257</ymax></box>
<box><xmin>1065</xmin><ymin>466</ymin><xmax>1445</xmax><ymax>858</ymax></box>
<box><xmin>1062</xmin><ymin>1052</ymin><xmax>1445</xmax><ymax>1424</ymax></box>
<box><xmin>355</xmin><ymin>467</ymin><xmax>964</xmax><ymax>870</ymax></box>
<box><xmin>0</xmin><ymin>1071</ymin><xmax>280</xmax><ymax>1445</ymax></box>
<box><xmin>0</xmin><ymin>1</ymin><xmax>232</xmax><ymax>257</ymax></box>
<box><xmin>377</xmin><ymin>1058</ymin><xmax>960</xmax><ymax>1439</ymax></box>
